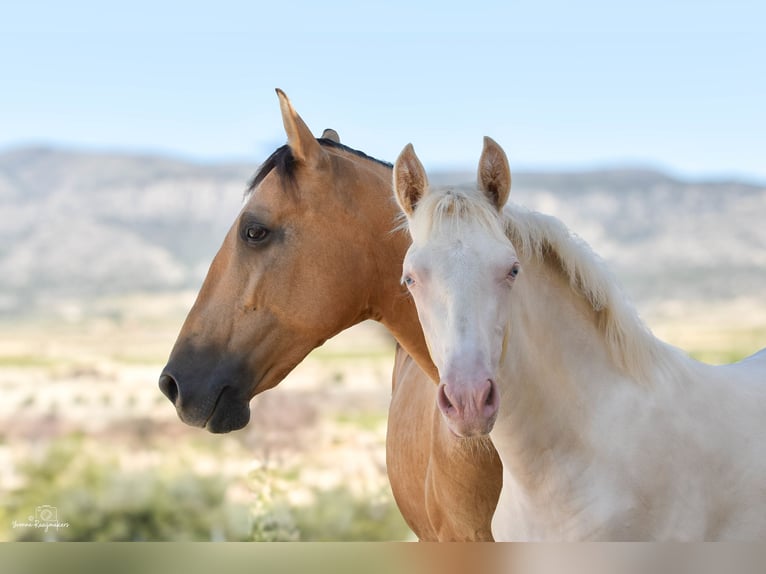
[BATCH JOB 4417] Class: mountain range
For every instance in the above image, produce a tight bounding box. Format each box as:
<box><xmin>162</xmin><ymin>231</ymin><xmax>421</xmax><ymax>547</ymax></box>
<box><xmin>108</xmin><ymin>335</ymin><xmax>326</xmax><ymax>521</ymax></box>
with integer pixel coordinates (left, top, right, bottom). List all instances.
<box><xmin>1</xmin><ymin>146</ymin><xmax>764</xmax><ymax>318</ymax></box>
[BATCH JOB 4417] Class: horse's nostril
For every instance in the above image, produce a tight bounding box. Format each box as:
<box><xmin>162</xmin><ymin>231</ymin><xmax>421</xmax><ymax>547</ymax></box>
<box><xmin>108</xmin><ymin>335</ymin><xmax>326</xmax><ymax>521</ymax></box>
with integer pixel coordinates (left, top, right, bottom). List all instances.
<box><xmin>482</xmin><ymin>380</ymin><xmax>499</xmax><ymax>418</ymax></box>
<box><xmin>159</xmin><ymin>373</ymin><xmax>179</xmax><ymax>405</ymax></box>
<box><xmin>485</xmin><ymin>382</ymin><xmax>494</xmax><ymax>406</ymax></box>
<box><xmin>437</xmin><ymin>383</ymin><xmax>454</xmax><ymax>412</ymax></box>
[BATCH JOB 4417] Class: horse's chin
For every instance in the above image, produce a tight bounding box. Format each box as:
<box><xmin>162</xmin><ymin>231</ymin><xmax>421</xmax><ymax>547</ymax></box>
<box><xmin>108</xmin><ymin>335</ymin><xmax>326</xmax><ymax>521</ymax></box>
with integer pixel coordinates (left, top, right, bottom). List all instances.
<box><xmin>204</xmin><ymin>391</ymin><xmax>251</xmax><ymax>433</ymax></box>
<box><xmin>445</xmin><ymin>418</ymin><xmax>496</xmax><ymax>440</ymax></box>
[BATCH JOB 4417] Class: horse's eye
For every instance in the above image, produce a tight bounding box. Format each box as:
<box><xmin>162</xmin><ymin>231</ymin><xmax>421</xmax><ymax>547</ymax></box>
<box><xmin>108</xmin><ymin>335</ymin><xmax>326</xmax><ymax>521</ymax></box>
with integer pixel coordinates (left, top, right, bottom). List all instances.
<box><xmin>508</xmin><ymin>263</ymin><xmax>521</xmax><ymax>279</ymax></box>
<box><xmin>243</xmin><ymin>224</ymin><xmax>270</xmax><ymax>244</ymax></box>
<box><xmin>403</xmin><ymin>275</ymin><xmax>415</xmax><ymax>287</ymax></box>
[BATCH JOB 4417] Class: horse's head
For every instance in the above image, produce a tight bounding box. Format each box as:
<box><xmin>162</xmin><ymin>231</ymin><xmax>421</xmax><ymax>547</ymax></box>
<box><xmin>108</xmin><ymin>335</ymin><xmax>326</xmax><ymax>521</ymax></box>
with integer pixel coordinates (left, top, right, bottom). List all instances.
<box><xmin>160</xmin><ymin>90</ymin><xmax>402</xmax><ymax>433</ymax></box>
<box><xmin>394</xmin><ymin>137</ymin><xmax>517</xmax><ymax>438</ymax></box>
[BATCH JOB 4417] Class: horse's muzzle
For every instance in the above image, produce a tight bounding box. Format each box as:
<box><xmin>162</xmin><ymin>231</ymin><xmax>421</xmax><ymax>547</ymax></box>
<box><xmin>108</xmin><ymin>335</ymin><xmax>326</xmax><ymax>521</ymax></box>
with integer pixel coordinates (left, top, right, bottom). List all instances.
<box><xmin>159</xmin><ymin>363</ymin><xmax>255</xmax><ymax>433</ymax></box>
<box><xmin>436</xmin><ymin>378</ymin><xmax>499</xmax><ymax>438</ymax></box>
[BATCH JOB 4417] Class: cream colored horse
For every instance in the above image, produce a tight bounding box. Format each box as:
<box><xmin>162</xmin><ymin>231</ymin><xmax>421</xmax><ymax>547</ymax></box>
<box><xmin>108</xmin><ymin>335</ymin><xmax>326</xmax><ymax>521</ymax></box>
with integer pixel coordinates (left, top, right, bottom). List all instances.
<box><xmin>393</xmin><ymin>137</ymin><xmax>766</xmax><ymax>540</ymax></box>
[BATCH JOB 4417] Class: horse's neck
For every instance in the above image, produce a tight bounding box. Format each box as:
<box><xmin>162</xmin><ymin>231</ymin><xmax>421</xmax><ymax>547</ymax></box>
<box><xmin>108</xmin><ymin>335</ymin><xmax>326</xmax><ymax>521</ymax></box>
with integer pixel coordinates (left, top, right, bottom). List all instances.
<box><xmin>491</xmin><ymin>257</ymin><xmax>633</xmax><ymax>497</ymax></box>
<box><xmin>489</xmin><ymin>256</ymin><xmax>766</xmax><ymax>540</ymax></box>
<box><xmin>358</xmin><ymin>161</ymin><xmax>438</xmax><ymax>382</ymax></box>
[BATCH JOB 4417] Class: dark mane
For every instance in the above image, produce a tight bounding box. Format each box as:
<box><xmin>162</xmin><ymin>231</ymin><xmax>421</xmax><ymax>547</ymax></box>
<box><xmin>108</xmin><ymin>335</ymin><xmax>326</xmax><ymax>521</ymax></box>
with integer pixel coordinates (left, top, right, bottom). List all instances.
<box><xmin>246</xmin><ymin>138</ymin><xmax>392</xmax><ymax>196</ymax></box>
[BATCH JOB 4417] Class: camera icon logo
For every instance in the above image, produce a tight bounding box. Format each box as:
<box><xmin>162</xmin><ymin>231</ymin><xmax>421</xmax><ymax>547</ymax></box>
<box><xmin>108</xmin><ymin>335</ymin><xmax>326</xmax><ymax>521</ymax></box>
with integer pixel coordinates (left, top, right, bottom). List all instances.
<box><xmin>36</xmin><ymin>505</ymin><xmax>58</xmax><ymax>524</ymax></box>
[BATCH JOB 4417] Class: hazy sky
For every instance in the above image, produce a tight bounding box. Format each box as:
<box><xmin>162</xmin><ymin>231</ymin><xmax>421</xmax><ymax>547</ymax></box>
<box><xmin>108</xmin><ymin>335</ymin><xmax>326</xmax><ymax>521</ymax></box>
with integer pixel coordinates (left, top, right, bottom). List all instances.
<box><xmin>1</xmin><ymin>0</ymin><xmax>763</xmax><ymax>180</ymax></box>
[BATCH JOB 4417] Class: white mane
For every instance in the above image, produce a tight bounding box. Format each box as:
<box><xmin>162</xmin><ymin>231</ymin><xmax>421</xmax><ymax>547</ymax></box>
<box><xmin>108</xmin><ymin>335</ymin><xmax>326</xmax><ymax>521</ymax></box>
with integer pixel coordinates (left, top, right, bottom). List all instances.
<box><xmin>408</xmin><ymin>185</ymin><xmax>686</xmax><ymax>383</ymax></box>
<box><xmin>401</xmin><ymin>178</ymin><xmax>766</xmax><ymax>541</ymax></box>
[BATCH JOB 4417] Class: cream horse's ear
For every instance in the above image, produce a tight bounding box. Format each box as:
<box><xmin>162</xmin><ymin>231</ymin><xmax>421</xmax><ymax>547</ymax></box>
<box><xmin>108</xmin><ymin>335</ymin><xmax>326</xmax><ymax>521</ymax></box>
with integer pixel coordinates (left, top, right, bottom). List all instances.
<box><xmin>321</xmin><ymin>128</ymin><xmax>340</xmax><ymax>143</ymax></box>
<box><xmin>393</xmin><ymin>143</ymin><xmax>429</xmax><ymax>217</ymax></box>
<box><xmin>478</xmin><ymin>136</ymin><xmax>511</xmax><ymax>211</ymax></box>
<box><xmin>276</xmin><ymin>88</ymin><xmax>324</xmax><ymax>164</ymax></box>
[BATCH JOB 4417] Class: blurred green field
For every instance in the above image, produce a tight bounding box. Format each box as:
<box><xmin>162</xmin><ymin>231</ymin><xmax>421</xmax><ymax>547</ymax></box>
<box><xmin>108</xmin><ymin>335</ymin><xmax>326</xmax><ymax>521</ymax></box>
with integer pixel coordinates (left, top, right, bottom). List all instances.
<box><xmin>1</xmin><ymin>294</ymin><xmax>764</xmax><ymax>541</ymax></box>
<box><xmin>0</xmin><ymin>308</ymin><xmax>412</xmax><ymax>541</ymax></box>
<box><xmin>645</xmin><ymin>297</ymin><xmax>766</xmax><ymax>365</ymax></box>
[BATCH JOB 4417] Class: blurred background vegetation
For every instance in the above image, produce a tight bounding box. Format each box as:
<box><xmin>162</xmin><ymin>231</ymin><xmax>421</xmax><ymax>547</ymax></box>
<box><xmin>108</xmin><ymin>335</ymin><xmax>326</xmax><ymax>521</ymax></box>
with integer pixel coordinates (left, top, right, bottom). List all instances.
<box><xmin>0</xmin><ymin>300</ymin><xmax>413</xmax><ymax>541</ymax></box>
<box><xmin>3</xmin><ymin>427</ymin><xmax>409</xmax><ymax>541</ymax></box>
<box><xmin>2</xmin><ymin>149</ymin><xmax>765</xmax><ymax>541</ymax></box>
<box><xmin>3</xmin><ymin>299</ymin><xmax>763</xmax><ymax>542</ymax></box>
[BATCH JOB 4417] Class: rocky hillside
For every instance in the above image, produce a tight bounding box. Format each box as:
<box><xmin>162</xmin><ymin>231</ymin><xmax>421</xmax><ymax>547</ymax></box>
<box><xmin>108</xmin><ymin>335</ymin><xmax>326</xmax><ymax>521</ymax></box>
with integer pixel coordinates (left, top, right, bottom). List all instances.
<box><xmin>0</xmin><ymin>147</ymin><xmax>250</xmax><ymax>314</ymax></box>
<box><xmin>1</xmin><ymin>146</ymin><xmax>764</xmax><ymax>317</ymax></box>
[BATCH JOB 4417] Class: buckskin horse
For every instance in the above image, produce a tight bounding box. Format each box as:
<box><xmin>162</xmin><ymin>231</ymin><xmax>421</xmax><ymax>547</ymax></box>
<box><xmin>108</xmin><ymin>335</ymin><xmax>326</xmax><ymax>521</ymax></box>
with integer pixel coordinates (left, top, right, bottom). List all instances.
<box><xmin>159</xmin><ymin>91</ymin><xmax>502</xmax><ymax>540</ymax></box>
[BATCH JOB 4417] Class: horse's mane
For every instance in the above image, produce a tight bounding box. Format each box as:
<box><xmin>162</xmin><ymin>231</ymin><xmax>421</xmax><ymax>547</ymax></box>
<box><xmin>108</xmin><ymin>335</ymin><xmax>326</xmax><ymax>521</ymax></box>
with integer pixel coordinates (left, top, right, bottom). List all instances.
<box><xmin>246</xmin><ymin>138</ymin><xmax>392</xmax><ymax>198</ymax></box>
<box><xmin>408</xmin><ymin>185</ymin><xmax>683</xmax><ymax>384</ymax></box>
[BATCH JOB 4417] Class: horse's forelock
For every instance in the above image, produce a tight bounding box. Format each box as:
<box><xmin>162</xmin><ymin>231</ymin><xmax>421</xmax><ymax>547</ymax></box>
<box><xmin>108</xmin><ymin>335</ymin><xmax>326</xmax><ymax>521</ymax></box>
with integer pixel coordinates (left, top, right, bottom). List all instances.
<box><xmin>245</xmin><ymin>144</ymin><xmax>297</xmax><ymax>199</ymax></box>
<box><xmin>410</xmin><ymin>186</ymin><xmax>508</xmax><ymax>246</ymax></box>
<box><xmin>245</xmin><ymin>139</ymin><xmax>392</xmax><ymax>200</ymax></box>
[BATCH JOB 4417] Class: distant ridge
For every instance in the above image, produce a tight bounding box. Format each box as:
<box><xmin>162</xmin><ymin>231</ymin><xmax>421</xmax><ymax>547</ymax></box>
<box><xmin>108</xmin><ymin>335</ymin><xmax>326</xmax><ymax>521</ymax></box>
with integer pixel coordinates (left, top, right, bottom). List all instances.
<box><xmin>1</xmin><ymin>146</ymin><xmax>765</xmax><ymax>317</ymax></box>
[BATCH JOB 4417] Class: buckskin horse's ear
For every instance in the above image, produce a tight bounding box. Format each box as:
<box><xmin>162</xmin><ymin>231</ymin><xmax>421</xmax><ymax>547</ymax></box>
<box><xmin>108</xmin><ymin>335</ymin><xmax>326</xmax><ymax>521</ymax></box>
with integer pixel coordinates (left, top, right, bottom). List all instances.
<box><xmin>276</xmin><ymin>88</ymin><xmax>323</xmax><ymax>164</ymax></box>
<box><xmin>394</xmin><ymin>143</ymin><xmax>429</xmax><ymax>217</ymax></box>
<box><xmin>321</xmin><ymin>128</ymin><xmax>340</xmax><ymax>143</ymax></box>
<box><xmin>478</xmin><ymin>136</ymin><xmax>511</xmax><ymax>211</ymax></box>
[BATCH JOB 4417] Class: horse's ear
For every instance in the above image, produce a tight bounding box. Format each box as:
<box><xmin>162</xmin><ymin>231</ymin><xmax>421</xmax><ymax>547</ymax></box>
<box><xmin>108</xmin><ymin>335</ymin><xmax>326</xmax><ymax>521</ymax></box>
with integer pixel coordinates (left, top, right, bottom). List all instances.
<box><xmin>276</xmin><ymin>88</ymin><xmax>323</xmax><ymax>164</ymax></box>
<box><xmin>394</xmin><ymin>143</ymin><xmax>429</xmax><ymax>217</ymax></box>
<box><xmin>477</xmin><ymin>136</ymin><xmax>511</xmax><ymax>211</ymax></box>
<box><xmin>321</xmin><ymin>128</ymin><xmax>340</xmax><ymax>143</ymax></box>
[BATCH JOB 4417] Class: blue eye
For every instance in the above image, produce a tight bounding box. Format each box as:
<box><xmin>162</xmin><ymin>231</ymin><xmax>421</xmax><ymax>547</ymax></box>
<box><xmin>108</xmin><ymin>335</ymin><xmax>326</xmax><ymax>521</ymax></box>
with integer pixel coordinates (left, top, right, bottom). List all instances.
<box><xmin>508</xmin><ymin>263</ymin><xmax>521</xmax><ymax>279</ymax></box>
<box><xmin>403</xmin><ymin>275</ymin><xmax>415</xmax><ymax>287</ymax></box>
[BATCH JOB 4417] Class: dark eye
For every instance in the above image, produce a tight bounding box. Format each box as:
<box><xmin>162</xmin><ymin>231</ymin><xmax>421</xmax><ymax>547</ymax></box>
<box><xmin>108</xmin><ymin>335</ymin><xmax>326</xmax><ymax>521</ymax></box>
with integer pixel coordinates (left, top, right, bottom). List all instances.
<box><xmin>508</xmin><ymin>263</ymin><xmax>521</xmax><ymax>279</ymax></box>
<box><xmin>403</xmin><ymin>275</ymin><xmax>415</xmax><ymax>287</ymax></box>
<box><xmin>243</xmin><ymin>224</ymin><xmax>270</xmax><ymax>244</ymax></box>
